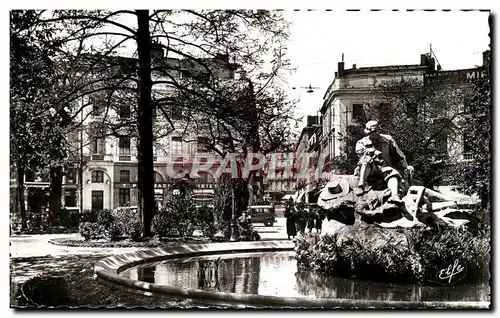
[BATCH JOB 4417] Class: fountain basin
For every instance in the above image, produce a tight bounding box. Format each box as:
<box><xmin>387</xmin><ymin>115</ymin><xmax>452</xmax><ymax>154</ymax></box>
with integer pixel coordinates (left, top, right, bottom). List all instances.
<box><xmin>94</xmin><ymin>241</ymin><xmax>489</xmax><ymax>309</ymax></box>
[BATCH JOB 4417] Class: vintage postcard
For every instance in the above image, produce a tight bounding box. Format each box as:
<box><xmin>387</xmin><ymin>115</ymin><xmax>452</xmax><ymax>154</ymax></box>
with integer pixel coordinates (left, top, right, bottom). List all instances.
<box><xmin>9</xmin><ymin>8</ymin><xmax>491</xmax><ymax>310</ymax></box>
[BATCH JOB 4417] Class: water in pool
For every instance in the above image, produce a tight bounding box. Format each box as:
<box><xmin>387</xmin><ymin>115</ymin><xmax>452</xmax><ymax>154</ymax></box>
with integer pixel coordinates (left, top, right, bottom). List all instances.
<box><xmin>120</xmin><ymin>251</ymin><xmax>489</xmax><ymax>302</ymax></box>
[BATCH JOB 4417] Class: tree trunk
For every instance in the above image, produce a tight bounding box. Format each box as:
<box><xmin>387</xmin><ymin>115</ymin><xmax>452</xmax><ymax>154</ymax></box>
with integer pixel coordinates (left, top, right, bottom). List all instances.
<box><xmin>136</xmin><ymin>10</ymin><xmax>155</xmax><ymax>237</ymax></box>
<box><xmin>49</xmin><ymin>166</ymin><xmax>63</xmax><ymax>226</ymax></box>
<box><xmin>16</xmin><ymin>162</ymin><xmax>27</xmax><ymax>230</ymax></box>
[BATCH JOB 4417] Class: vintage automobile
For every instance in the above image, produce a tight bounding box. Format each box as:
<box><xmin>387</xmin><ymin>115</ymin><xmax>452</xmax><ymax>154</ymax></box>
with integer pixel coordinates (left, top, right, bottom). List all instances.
<box><xmin>247</xmin><ymin>205</ymin><xmax>277</xmax><ymax>227</ymax></box>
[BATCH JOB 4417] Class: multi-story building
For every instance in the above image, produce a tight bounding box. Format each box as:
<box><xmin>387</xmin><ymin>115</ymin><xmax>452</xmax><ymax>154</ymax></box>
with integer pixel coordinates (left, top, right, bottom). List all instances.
<box><xmin>11</xmin><ymin>44</ymin><xmax>243</xmax><ymax>218</ymax></box>
<box><xmin>319</xmin><ymin>55</ymin><xmax>432</xmax><ymax>165</ymax></box>
<box><xmin>293</xmin><ymin>115</ymin><xmax>321</xmax><ymax>203</ymax></box>
<box><xmin>320</xmin><ymin>50</ymin><xmax>489</xmax><ymax>167</ymax></box>
<box><xmin>313</xmin><ymin>50</ymin><xmax>489</xmax><ymax>204</ymax></box>
<box><xmin>264</xmin><ymin>149</ymin><xmax>297</xmax><ymax>202</ymax></box>
<box><xmin>76</xmin><ymin>47</ymin><xmax>239</xmax><ymax>212</ymax></box>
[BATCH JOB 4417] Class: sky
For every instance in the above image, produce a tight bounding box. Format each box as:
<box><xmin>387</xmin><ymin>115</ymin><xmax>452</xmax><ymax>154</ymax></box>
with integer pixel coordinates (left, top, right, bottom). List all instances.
<box><xmin>282</xmin><ymin>10</ymin><xmax>491</xmax><ymax>131</ymax></box>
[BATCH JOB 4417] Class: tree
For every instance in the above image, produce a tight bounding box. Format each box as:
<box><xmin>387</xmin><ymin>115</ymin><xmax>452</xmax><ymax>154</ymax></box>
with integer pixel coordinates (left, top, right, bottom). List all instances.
<box><xmin>365</xmin><ymin>77</ymin><xmax>473</xmax><ymax>188</ymax></box>
<box><xmin>449</xmin><ymin>76</ymin><xmax>491</xmax><ymax>209</ymax></box>
<box><xmin>10</xmin><ymin>10</ymin><xmax>67</xmax><ymax>229</ymax></box>
<box><xmin>36</xmin><ymin>10</ymin><xmax>293</xmax><ymax>236</ymax></box>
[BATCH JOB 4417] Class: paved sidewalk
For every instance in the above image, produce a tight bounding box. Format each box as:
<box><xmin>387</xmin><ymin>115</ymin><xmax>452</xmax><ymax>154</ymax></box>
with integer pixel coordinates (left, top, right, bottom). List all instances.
<box><xmin>10</xmin><ymin>218</ymin><xmax>290</xmax><ymax>285</ymax></box>
<box><xmin>10</xmin><ymin>233</ymin><xmax>142</xmax><ymax>285</ymax></box>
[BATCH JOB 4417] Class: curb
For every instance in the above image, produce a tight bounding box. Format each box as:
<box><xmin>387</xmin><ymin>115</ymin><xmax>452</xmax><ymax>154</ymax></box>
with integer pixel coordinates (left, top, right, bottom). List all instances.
<box><xmin>47</xmin><ymin>238</ymin><xmax>209</xmax><ymax>248</ymax></box>
<box><xmin>94</xmin><ymin>241</ymin><xmax>489</xmax><ymax>309</ymax></box>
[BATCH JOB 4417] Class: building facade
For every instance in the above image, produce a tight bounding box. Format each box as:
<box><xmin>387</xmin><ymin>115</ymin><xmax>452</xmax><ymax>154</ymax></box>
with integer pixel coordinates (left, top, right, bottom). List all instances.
<box><xmin>319</xmin><ymin>50</ymin><xmax>489</xmax><ymax>170</ymax></box>
<box><xmin>293</xmin><ymin>115</ymin><xmax>321</xmax><ymax>204</ymax></box>
<box><xmin>11</xmin><ymin>45</ymin><xmax>242</xmax><ymax>217</ymax></box>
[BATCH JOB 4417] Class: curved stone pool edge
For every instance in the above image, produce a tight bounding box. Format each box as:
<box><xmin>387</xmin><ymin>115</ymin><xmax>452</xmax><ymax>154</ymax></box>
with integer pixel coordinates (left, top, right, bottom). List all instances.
<box><xmin>94</xmin><ymin>240</ymin><xmax>490</xmax><ymax>309</ymax></box>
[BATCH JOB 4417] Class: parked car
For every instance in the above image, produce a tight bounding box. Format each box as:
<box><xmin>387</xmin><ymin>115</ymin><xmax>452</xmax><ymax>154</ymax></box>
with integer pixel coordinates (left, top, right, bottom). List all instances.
<box><xmin>247</xmin><ymin>205</ymin><xmax>277</xmax><ymax>227</ymax></box>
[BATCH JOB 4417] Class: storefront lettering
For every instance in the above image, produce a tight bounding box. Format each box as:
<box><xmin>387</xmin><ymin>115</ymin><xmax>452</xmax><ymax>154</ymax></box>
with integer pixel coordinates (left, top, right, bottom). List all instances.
<box><xmin>114</xmin><ymin>183</ymin><xmax>169</xmax><ymax>189</ymax></box>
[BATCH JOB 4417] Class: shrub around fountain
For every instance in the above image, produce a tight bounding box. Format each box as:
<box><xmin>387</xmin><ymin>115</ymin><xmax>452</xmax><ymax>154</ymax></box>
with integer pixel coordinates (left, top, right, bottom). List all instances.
<box><xmin>112</xmin><ymin>207</ymin><xmax>143</xmax><ymax>241</ymax></box>
<box><xmin>295</xmin><ymin>219</ymin><xmax>490</xmax><ymax>284</ymax></box>
<box><xmin>196</xmin><ymin>204</ymin><xmax>216</xmax><ymax>238</ymax></box>
<box><xmin>78</xmin><ymin>222</ymin><xmax>106</xmax><ymax>241</ymax></box>
<box><xmin>153</xmin><ymin>194</ymin><xmax>197</xmax><ymax>238</ymax></box>
<box><xmin>78</xmin><ymin>208</ymin><xmax>142</xmax><ymax>241</ymax></box>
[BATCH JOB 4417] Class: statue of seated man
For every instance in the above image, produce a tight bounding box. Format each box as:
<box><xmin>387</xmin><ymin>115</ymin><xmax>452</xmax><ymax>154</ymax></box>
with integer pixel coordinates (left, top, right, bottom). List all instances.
<box><xmin>354</xmin><ymin>120</ymin><xmax>411</xmax><ymax>203</ymax></box>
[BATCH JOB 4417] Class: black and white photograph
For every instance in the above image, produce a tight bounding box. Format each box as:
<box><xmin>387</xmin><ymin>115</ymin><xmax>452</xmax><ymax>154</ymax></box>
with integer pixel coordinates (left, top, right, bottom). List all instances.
<box><xmin>8</xmin><ymin>7</ymin><xmax>492</xmax><ymax>310</ymax></box>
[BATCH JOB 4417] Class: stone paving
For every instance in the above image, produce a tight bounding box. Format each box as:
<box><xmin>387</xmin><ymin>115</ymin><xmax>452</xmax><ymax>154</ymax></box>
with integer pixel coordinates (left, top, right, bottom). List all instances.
<box><xmin>10</xmin><ymin>217</ymin><xmax>291</xmax><ymax>285</ymax></box>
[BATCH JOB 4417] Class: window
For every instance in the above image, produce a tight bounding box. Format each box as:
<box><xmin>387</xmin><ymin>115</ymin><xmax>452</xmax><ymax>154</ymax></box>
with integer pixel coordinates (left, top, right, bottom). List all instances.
<box><xmin>433</xmin><ymin>118</ymin><xmax>451</xmax><ymax>157</ymax></box>
<box><xmin>90</xmin><ymin>137</ymin><xmax>105</xmax><ymax>154</ymax></box>
<box><xmin>90</xmin><ymin>124</ymin><xmax>106</xmax><ymax>154</ymax></box>
<box><xmin>197</xmin><ymin>137</ymin><xmax>210</xmax><ymax>152</ymax></box>
<box><xmin>327</xmin><ymin>109</ymin><xmax>332</xmax><ymax>133</ymax></box>
<box><xmin>64</xmin><ymin>189</ymin><xmax>77</xmax><ymax>207</ymax></box>
<box><xmin>198</xmin><ymin>171</ymin><xmax>210</xmax><ymax>184</ymax></box>
<box><xmin>91</xmin><ymin>170</ymin><xmax>104</xmax><ymax>183</ymax></box>
<box><xmin>171</xmin><ymin>107</ymin><xmax>182</xmax><ymax>120</ymax></box>
<box><xmin>25</xmin><ymin>170</ymin><xmax>36</xmax><ymax>182</ymax></box>
<box><xmin>352</xmin><ymin>104</ymin><xmax>365</xmax><ymax>122</ymax></box>
<box><xmin>118</xmin><ymin>105</ymin><xmax>131</xmax><ymax>118</ymax></box>
<box><xmin>463</xmin><ymin>134</ymin><xmax>473</xmax><ymax>153</ymax></box>
<box><xmin>119</xmin><ymin>188</ymin><xmax>130</xmax><ymax>207</ymax></box>
<box><xmin>66</xmin><ymin>168</ymin><xmax>77</xmax><ymax>184</ymax></box>
<box><xmin>463</xmin><ymin>103</ymin><xmax>471</xmax><ymax>114</ymax></box>
<box><xmin>119</xmin><ymin>170</ymin><xmax>130</xmax><ymax>182</ymax></box>
<box><xmin>91</xmin><ymin>96</ymin><xmax>105</xmax><ymax>117</ymax></box>
<box><xmin>406</xmin><ymin>103</ymin><xmax>418</xmax><ymax>119</ymax></box>
<box><xmin>171</xmin><ymin>136</ymin><xmax>183</xmax><ymax>155</ymax></box>
<box><xmin>434</xmin><ymin>134</ymin><xmax>448</xmax><ymax>156</ymax></box>
<box><xmin>119</xmin><ymin>137</ymin><xmax>131</xmax><ymax>155</ymax></box>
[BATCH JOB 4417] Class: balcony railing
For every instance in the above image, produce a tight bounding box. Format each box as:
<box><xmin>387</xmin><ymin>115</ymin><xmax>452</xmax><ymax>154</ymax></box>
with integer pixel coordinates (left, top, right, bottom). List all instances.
<box><xmin>90</xmin><ymin>154</ymin><xmax>104</xmax><ymax>161</ymax></box>
<box><xmin>462</xmin><ymin>152</ymin><xmax>474</xmax><ymax>161</ymax></box>
<box><xmin>119</xmin><ymin>155</ymin><xmax>132</xmax><ymax>161</ymax></box>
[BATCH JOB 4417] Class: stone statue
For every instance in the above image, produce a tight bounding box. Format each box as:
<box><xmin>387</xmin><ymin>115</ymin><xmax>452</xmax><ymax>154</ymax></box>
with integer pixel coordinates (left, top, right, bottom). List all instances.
<box><xmin>316</xmin><ymin>120</ymin><xmax>471</xmax><ymax>231</ymax></box>
<box><xmin>354</xmin><ymin>120</ymin><xmax>413</xmax><ymax>203</ymax></box>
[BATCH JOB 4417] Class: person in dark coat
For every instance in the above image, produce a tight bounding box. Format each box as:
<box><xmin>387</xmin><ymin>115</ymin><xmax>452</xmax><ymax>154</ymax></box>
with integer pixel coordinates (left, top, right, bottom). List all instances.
<box><xmin>307</xmin><ymin>208</ymin><xmax>316</xmax><ymax>233</ymax></box>
<box><xmin>284</xmin><ymin>198</ymin><xmax>297</xmax><ymax>239</ymax></box>
<box><xmin>296</xmin><ymin>202</ymin><xmax>307</xmax><ymax>235</ymax></box>
<box><xmin>315</xmin><ymin>208</ymin><xmax>324</xmax><ymax>234</ymax></box>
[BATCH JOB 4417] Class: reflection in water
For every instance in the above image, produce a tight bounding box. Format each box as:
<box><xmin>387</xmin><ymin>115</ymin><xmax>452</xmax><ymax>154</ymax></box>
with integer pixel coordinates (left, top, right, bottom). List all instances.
<box><xmin>198</xmin><ymin>258</ymin><xmax>220</xmax><ymax>290</ymax></box>
<box><xmin>137</xmin><ymin>266</ymin><xmax>155</xmax><ymax>283</ymax></box>
<box><xmin>121</xmin><ymin>252</ymin><xmax>489</xmax><ymax>302</ymax></box>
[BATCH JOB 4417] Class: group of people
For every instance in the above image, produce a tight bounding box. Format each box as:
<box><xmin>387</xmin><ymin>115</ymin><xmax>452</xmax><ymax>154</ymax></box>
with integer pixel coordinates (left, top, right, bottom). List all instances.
<box><xmin>284</xmin><ymin>198</ymin><xmax>324</xmax><ymax>240</ymax></box>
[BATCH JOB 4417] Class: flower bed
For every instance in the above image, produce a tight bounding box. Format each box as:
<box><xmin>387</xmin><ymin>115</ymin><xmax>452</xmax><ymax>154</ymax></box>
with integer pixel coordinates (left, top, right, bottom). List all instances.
<box><xmin>49</xmin><ymin>236</ymin><xmax>211</xmax><ymax>248</ymax></box>
<box><xmin>294</xmin><ymin>217</ymin><xmax>490</xmax><ymax>284</ymax></box>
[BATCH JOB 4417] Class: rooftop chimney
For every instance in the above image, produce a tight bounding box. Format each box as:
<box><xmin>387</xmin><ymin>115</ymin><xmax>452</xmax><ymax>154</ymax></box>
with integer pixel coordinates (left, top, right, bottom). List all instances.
<box><xmin>307</xmin><ymin>116</ymin><xmax>318</xmax><ymax>127</ymax></box>
<box><xmin>428</xmin><ymin>56</ymin><xmax>436</xmax><ymax>72</ymax></box>
<box><xmin>338</xmin><ymin>61</ymin><xmax>345</xmax><ymax>77</ymax></box>
<box><xmin>420</xmin><ymin>54</ymin><xmax>427</xmax><ymax>66</ymax></box>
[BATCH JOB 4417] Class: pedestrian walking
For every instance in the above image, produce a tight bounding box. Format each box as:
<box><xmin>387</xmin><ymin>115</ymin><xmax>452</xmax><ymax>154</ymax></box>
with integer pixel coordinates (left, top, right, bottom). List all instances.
<box><xmin>296</xmin><ymin>203</ymin><xmax>307</xmax><ymax>235</ymax></box>
<box><xmin>306</xmin><ymin>208</ymin><xmax>316</xmax><ymax>233</ymax></box>
<box><xmin>315</xmin><ymin>208</ymin><xmax>324</xmax><ymax>234</ymax></box>
<box><xmin>284</xmin><ymin>198</ymin><xmax>297</xmax><ymax>239</ymax></box>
